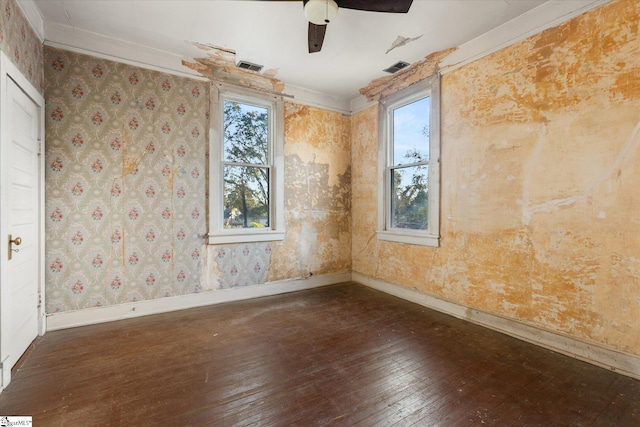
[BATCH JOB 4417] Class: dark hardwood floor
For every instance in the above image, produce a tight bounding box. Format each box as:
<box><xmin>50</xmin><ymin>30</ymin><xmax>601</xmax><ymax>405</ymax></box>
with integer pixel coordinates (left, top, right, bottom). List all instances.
<box><xmin>1</xmin><ymin>283</ymin><xmax>639</xmax><ymax>426</ymax></box>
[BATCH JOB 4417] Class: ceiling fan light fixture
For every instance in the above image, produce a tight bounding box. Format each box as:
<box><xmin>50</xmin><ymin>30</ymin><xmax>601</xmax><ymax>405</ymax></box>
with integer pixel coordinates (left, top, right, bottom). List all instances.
<box><xmin>304</xmin><ymin>0</ymin><xmax>338</xmax><ymax>25</ymax></box>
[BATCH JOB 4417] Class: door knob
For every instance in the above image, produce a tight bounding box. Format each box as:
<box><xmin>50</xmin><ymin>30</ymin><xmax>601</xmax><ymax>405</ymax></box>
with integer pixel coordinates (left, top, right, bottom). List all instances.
<box><xmin>8</xmin><ymin>234</ymin><xmax>22</xmax><ymax>260</ymax></box>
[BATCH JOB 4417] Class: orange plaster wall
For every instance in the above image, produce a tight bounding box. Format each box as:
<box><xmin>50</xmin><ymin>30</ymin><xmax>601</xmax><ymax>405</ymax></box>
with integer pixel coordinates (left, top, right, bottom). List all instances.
<box><xmin>266</xmin><ymin>102</ymin><xmax>352</xmax><ymax>281</ymax></box>
<box><xmin>351</xmin><ymin>0</ymin><xmax>640</xmax><ymax>356</ymax></box>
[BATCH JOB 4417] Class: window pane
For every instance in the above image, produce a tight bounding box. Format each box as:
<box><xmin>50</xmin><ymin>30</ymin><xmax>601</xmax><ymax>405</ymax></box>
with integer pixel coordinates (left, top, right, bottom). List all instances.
<box><xmin>391</xmin><ymin>164</ymin><xmax>428</xmax><ymax>230</ymax></box>
<box><xmin>223</xmin><ymin>165</ymin><xmax>270</xmax><ymax>229</ymax></box>
<box><xmin>392</xmin><ymin>96</ymin><xmax>430</xmax><ymax>165</ymax></box>
<box><xmin>223</xmin><ymin>100</ymin><xmax>269</xmax><ymax>164</ymax></box>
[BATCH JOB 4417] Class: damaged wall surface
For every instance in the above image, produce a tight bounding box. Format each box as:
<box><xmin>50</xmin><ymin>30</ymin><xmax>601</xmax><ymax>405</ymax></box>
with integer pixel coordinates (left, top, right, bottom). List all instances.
<box><xmin>40</xmin><ymin>0</ymin><xmax>639</xmax><ymax>365</ymax></box>
<box><xmin>352</xmin><ymin>0</ymin><xmax>640</xmax><ymax>357</ymax></box>
<box><xmin>44</xmin><ymin>47</ymin><xmax>351</xmax><ymax>312</ymax></box>
<box><xmin>207</xmin><ymin>103</ymin><xmax>352</xmax><ymax>288</ymax></box>
<box><xmin>267</xmin><ymin>103</ymin><xmax>351</xmax><ymax>281</ymax></box>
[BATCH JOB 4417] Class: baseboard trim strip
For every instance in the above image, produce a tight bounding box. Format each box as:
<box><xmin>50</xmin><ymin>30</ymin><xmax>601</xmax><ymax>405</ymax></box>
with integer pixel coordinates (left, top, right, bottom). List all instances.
<box><xmin>352</xmin><ymin>272</ymin><xmax>640</xmax><ymax>380</ymax></box>
<box><xmin>47</xmin><ymin>272</ymin><xmax>351</xmax><ymax>331</ymax></box>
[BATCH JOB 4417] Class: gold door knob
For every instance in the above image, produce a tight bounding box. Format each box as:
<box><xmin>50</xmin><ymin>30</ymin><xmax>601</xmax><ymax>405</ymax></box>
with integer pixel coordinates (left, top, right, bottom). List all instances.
<box><xmin>8</xmin><ymin>234</ymin><xmax>22</xmax><ymax>261</ymax></box>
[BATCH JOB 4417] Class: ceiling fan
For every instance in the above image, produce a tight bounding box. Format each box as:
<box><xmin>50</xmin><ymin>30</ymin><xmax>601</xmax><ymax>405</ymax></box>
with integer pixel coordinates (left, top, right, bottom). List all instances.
<box><xmin>271</xmin><ymin>0</ymin><xmax>414</xmax><ymax>53</ymax></box>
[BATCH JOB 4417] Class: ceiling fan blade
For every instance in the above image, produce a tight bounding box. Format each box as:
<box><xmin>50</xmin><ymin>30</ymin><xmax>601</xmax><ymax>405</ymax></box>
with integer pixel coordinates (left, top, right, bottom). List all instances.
<box><xmin>337</xmin><ymin>0</ymin><xmax>413</xmax><ymax>13</ymax></box>
<box><xmin>308</xmin><ymin>22</ymin><xmax>327</xmax><ymax>53</ymax></box>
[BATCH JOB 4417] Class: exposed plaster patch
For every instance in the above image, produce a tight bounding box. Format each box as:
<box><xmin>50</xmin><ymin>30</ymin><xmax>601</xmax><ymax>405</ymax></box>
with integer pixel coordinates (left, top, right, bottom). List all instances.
<box><xmin>385</xmin><ymin>35</ymin><xmax>423</xmax><ymax>54</ymax></box>
<box><xmin>359</xmin><ymin>47</ymin><xmax>456</xmax><ymax>102</ymax></box>
<box><xmin>298</xmin><ymin>222</ymin><xmax>318</xmax><ymax>275</ymax></box>
<box><xmin>519</xmin><ymin>121</ymin><xmax>640</xmax><ymax>225</ymax></box>
<box><xmin>201</xmin><ymin>244</ymin><xmax>219</xmax><ymax>291</ymax></box>
<box><xmin>106</xmin><ymin>127</ymin><xmax>153</xmax><ymax>280</ymax></box>
<box><xmin>183</xmin><ymin>41</ymin><xmax>285</xmax><ymax>94</ymax></box>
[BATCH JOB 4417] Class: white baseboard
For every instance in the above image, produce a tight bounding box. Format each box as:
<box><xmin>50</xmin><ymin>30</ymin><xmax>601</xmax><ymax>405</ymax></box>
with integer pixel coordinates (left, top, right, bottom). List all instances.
<box><xmin>46</xmin><ymin>272</ymin><xmax>351</xmax><ymax>331</ymax></box>
<box><xmin>352</xmin><ymin>272</ymin><xmax>640</xmax><ymax>380</ymax></box>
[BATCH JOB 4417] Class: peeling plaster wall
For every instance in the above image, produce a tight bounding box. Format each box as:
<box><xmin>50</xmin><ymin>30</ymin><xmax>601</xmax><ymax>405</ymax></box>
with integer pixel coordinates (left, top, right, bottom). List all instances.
<box><xmin>267</xmin><ymin>103</ymin><xmax>351</xmax><ymax>281</ymax></box>
<box><xmin>44</xmin><ymin>46</ymin><xmax>351</xmax><ymax>311</ymax></box>
<box><xmin>0</xmin><ymin>0</ymin><xmax>44</xmax><ymax>93</ymax></box>
<box><xmin>206</xmin><ymin>103</ymin><xmax>352</xmax><ymax>288</ymax></box>
<box><xmin>351</xmin><ymin>0</ymin><xmax>640</xmax><ymax>356</ymax></box>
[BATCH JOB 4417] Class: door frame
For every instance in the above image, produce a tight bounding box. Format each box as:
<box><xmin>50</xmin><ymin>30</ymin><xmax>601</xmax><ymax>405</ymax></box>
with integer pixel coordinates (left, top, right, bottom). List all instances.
<box><xmin>0</xmin><ymin>52</ymin><xmax>45</xmax><ymax>392</ymax></box>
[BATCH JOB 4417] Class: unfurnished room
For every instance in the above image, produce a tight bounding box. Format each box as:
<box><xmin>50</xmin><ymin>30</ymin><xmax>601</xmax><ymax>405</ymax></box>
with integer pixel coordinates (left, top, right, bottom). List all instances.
<box><xmin>0</xmin><ymin>0</ymin><xmax>639</xmax><ymax>425</ymax></box>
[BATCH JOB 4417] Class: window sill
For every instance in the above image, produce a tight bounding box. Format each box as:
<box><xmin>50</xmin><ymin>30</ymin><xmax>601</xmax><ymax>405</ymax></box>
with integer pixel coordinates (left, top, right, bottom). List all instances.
<box><xmin>208</xmin><ymin>231</ymin><xmax>285</xmax><ymax>245</ymax></box>
<box><xmin>377</xmin><ymin>230</ymin><xmax>440</xmax><ymax>247</ymax></box>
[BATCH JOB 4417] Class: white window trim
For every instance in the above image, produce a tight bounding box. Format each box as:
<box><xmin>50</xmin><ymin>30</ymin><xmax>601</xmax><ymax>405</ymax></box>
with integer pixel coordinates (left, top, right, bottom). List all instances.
<box><xmin>208</xmin><ymin>83</ymin><xmax>285</xmax><ymax>245</ymax></box>
<box><xmin>377</xmin><ymin>74</ymin><xmax>441</xmax><ymax>247</ymax></box>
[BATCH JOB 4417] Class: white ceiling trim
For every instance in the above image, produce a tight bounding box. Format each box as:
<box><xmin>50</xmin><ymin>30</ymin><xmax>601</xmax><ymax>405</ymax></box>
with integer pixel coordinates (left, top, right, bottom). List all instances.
<box><xmin>439</xmin><ymin>0</ymin><xmax>612</xmax><ymax>74</ymax></box>
<box><xmin>43</xmin><ymin>22</ymin><xmax>352</xmax><ymax>113</ymax></box>
<box><xmin>43</xmin><ymin>23</ymin><xmax>205</xmax><ymax>81</ymax></box>
<box><xmin>284</xmin><ymin>84</ymin><xmax>351</xmax><ymax>114</ymax></box>
<box><xmin>43</xmin><ymin>42</ymin><xmax>207</xmax><ymax>83</ymax></box>
<box><xmin>40</xmin><ymin>0</ymin><xmax>611</xmax><ymax>115</ymax></box>
<box><xmin>349</xmin><ymin>0</ymin><xmax>611</xmax><ymax>112</ymax></box>
<box><xmin>350</xmin><ymin>95</ymin><xmax>377</xmax><ymax>115</ymax></box>
<box><xmin>16</xmin><ymin>0</ymin><xmax>44</xmax><ymax>42</ymax></box>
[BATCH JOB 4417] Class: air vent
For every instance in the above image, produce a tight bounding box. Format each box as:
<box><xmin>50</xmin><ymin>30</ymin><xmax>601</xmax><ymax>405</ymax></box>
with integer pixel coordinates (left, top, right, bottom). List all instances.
<box><xmin>237</xmin><ymin>60</ymin><xmax>263</xmax><ymax>73</ymax></box>
<box><xmin>383</xmin><ymin>61</ymin><xmax>410</xmax><ymax>74</ymax></box>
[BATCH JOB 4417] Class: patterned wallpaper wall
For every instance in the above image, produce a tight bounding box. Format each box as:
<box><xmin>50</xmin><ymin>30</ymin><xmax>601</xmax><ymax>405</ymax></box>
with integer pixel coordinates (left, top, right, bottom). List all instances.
<box><xmin>212</xmin><ymin>243</ymin><xmax>273</xmax><ymax>289</ymax></box>
<box><xmin>0</xmin><ymin>0</ymin><xmax>43</xmax><ymax>93</ymax></box>
<box><xmin>44</xmin><ymin>46</ymin><xmax>208</xmax><ymax>312</ymax></box>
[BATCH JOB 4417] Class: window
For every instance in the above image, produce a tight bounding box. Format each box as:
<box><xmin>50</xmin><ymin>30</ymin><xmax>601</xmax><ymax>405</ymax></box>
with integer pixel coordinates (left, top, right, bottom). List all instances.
<box><xmin>377</xmin><ymin>74</ymin><xmax>440</xmax><ymax>246</ymax></box>
<box><xmin>209</xmin><ymin>84</ymin><xmax>284</xmax><ymax>244</ymax></box>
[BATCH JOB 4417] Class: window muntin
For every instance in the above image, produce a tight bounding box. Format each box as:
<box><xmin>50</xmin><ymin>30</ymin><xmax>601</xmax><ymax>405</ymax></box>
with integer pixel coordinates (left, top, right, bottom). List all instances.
<box><xmin>378</xmin><ymin>74</ymin><xmax>440</xmax><ymax>247</ymax></box>
<box><xmin>209</xmin><ymin>85</ymin><xmax>284</xmax><ymax>244</ymax></box>
<box><xmin>223</xmin><ymin>100</ymin><xmax>270</xmax><ymax>229</ymax></box>
<box><xmin>390</xmin><ymin>96</ymin><xmax>430</xmax><ymax>231</ymax></box>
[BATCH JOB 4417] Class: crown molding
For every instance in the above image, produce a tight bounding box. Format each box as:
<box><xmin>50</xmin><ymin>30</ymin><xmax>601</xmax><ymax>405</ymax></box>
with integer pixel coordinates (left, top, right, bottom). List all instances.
<box><xmin>16</xmin><ymin>0</ymin><xmax>44</xmax><ymax>41</ymax></box>
<box><xmin>439</xmin><ymin>0</ymin><xmax>612</xmax><ymax>74</ymax></box>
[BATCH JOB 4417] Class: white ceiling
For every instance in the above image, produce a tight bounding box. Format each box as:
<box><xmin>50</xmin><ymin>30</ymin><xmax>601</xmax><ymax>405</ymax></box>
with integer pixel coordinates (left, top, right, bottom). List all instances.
<box><xmin>31</xmin><ymin>0</ymin><xmax>604</xmax><ymax>103</ymax></box>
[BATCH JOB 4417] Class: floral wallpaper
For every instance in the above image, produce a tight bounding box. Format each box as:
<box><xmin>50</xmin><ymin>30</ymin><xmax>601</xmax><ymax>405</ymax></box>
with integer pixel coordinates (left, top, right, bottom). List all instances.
<box><xmin>44</xmin><ymin>46</ymin><xmax>208</xmax><ymax>312</ymax></box>
<box><xmin>212</xmin><ymin>243</ymin><xmax>273</xmax><ymax>289</ymax></box>
<box><xmin>0</xmin><ymin>0</ymin><xmax>44</xmax><ymax>93</ymax></box>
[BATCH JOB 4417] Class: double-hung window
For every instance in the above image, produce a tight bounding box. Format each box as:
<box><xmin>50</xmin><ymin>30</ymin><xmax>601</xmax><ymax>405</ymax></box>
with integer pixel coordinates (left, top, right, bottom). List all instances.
<box><xmin>377</xmin><ymin>74</ymin><xmax>440</xmax><ymax>247</ymax></box>
<box><xmin>208</xmin><ymin>84</ymin><xmax>284</xmax><ymax>244</ymax></box>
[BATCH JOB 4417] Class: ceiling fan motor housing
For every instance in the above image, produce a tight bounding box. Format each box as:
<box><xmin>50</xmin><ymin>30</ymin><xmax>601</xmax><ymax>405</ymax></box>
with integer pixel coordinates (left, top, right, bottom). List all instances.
<box><xmin>304</xmin><ymin>0</ymin><xmax>339</xmax><ymax>25</ymax></box>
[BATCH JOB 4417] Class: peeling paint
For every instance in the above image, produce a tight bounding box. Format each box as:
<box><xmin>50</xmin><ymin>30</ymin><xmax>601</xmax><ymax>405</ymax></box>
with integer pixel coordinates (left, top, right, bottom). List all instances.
<box><xmin>267</xmin><ymin>103</ymin><xmax>351</xmax><ymax>281</ymax></box>
<box><xmin>385</xmin><ymin>35</ymin><xmax>423</xmax><ymax>54</ymax></box>
<box><xmin>183</xmin><ymin>42</ymin><xmax>285</xmax><ymax>94</ymax></box>
<box><xmin>360</xmin><ymin>47</ymin><xmax>456</xmax><ymax>102</ymax></box>
<box><xmin>352</xmin><ymin>0</ymin><xmax>640</xmax><ymax>357</ymax></box>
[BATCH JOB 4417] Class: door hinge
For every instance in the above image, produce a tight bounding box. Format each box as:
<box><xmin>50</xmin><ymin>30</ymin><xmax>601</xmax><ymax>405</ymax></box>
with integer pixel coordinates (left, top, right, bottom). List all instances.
<box><xmin>37</xmin><ymin>138</ymin><xmax>42</xmax><ymax>154</ymax></box>
<box><xmin>38</xmin><ymin>293</ymin><xmax>42</xmax><ymax>309</ymax></box>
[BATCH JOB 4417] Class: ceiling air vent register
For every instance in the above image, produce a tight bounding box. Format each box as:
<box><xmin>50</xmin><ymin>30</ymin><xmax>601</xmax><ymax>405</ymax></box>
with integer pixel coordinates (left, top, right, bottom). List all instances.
<box><xmin>237</xmin><ymin>61</ymin><xmax>264</xmax><ymax>72</ymax></box>
<box><xmin>383</xmin><ymin>61</ymin><xmax>410</xmax><ymax>74</ymax></box>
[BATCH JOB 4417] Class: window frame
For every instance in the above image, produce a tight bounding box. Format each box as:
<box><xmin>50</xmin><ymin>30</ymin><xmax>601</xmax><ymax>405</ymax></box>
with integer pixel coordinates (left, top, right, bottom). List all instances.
<box><xmin>377</xmin><ymin>74</ymin><xmax>441</xmax><ymax>247</ymax></box>
<box><xmin>208</xmin><ymin>83</ymin><xmax>285</xmax><ymax>245</ymax></box>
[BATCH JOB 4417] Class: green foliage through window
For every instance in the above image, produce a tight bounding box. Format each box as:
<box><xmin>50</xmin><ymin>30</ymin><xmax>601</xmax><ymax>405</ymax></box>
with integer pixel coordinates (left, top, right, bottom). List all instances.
<box><xmin>223</xmin><ymin>100</ymin><xmax>270</xmax><ymax>229</ymax></box>
<box><xmin>390</xmin><ymin>97</ymin><xmax>430</xmax><ymax>230</ymax></box>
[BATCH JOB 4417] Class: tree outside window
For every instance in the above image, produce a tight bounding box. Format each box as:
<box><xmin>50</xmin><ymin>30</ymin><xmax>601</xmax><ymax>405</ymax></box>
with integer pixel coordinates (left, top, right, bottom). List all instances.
<box><xmin>378</xmin><ymin>73</ymin><xmax>440</xmax><ymax>247</ymax></box>
<box><xmin>390</xmin><ymin>96</ymin><xmax>430</xmax><ymax>230</ymax></box>
<box><xmin>223</xmin><ymin>100</ymin><xmax>270</xmax><ymax>229</ymax></box>
<box><xmin>209</xmin><ymin>85</ymin><xmax>284</xmax><ymax>245</ymax></box>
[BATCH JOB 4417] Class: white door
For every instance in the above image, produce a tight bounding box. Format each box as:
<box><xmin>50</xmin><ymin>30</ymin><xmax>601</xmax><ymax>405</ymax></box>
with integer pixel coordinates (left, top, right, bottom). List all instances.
<box><xmin>2</xmin><ymin>76</ymin><xmax>40</xmax><ymax>380</ymax></box>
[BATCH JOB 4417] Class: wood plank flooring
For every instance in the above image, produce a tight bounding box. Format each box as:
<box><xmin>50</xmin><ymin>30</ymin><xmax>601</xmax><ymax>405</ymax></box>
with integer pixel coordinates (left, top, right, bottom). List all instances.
<box><xmin>1</xmin><ymin>283</ymin><xmax>639</xmax><ymax>426</ymax></box>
